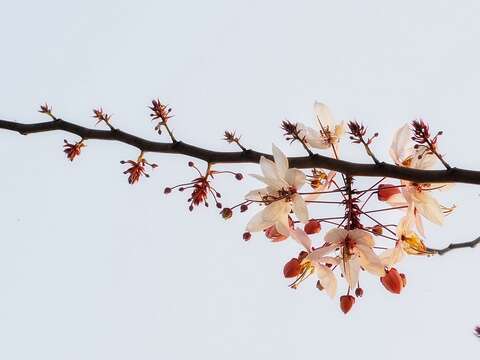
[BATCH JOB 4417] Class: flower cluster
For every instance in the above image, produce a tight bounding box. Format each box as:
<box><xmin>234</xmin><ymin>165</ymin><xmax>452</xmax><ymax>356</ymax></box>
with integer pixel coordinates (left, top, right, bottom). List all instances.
<box><xmin>149</xmin><ymin>99</ymin><xmax>174</xmax><ymax>136</ymax></box>
<box><xmin>164</xmin><ymin>161</ymin><xmax>243</xmax><ymax>211</ymax></box>
<box><xmin>226</xmin><ymin>102</ymin><xmax>454</xmax><ymax>314</ymax></box>
<box><xmin>93</xmin><ymin>108</ymin><xmax>114</xmax><ymax>129</ymax></box>
<box><xmin>39</xmin><ymin>99</ymin><xmax>459</xmax><ymax>315</ymax></box>
<box><xmin>63</xmin><ymin>139</ymin><xmax>85</xmax><ymax>161</ymax></box>
<box><xmin>120</xmin><ymin>152</ymin><xmax>158</xmax><ymax>184</ymax></box>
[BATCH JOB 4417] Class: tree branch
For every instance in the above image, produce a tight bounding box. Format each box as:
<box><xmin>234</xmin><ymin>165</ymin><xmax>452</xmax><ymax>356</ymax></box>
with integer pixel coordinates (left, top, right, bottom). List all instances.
<box><xmin>1</xmin><ymin>117</ymin><xmax>480</xmax><ymax>185</ymax></box>
<box><xmin>427</xmin><ymin>236</ymin><xmax>480</xmax><ymax>255</ymax></box>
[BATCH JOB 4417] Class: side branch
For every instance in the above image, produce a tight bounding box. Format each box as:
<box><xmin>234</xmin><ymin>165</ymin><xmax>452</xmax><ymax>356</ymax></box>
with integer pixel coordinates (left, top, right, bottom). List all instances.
<box><xmin>1</xmin><ymin>118</ymin><xmax>480</xmax><ymax>185</ymax></box>
<box><xmin>428</xmin><ymin>236</ymin><xmax>480</xmax><ymax>255</ymax></box>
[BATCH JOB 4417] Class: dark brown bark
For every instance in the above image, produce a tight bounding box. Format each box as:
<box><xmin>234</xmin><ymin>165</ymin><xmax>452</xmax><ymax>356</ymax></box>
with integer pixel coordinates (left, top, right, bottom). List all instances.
<box><xmin>1</xmin><ymin>117</ymin><xmax>480</xmax><ymax>185</ymax></box>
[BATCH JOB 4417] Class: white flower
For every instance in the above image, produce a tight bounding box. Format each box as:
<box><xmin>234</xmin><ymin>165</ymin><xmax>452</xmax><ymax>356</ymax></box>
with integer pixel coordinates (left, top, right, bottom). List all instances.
<box><xmin>388</xmin><ymin>124</ymin><xmax>453</xmax><ymax>233</ymax></box>
<box><xmin>389</xmin><ymin>124</ymin><xmax>437</xmax><ymax>169</ymax></box>
<box><xmin>289</xmin><ymin>228</ymin><xmax>339</xmax><ymax>298</ymax></box>
<box><xmin>245</xmin><ymin>144</ymin><xmax>309</xmax><ymax>236</ymax></box>
<box><xmin>324</xmin><ymin>228</ymin><xmax>385</xmax><ymax>288</ymax></box>
<box><xmin>297</xmin><ymin>102</ymin><xmax>345</xmax><ymax>150</ymax></box>
<box><xmin>380</xmin><ymin>216</ymin><xmax>428</xmax><ymax>267</ymax></box>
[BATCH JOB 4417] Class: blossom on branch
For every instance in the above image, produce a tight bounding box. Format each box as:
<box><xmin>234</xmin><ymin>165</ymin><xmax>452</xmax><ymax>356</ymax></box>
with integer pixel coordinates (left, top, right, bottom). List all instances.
<box><xmin>244</xmin><ymin>144</ymin><xmax>309</xmax><ymax>237</ymax></box>
<box><xmin>165</xmin><ymin>161</ymin><xmax>243</xmax><ymax>211</ymax></box>
<box><xmin>389</xmin><ymin>123</ymin><xmax>453</xmax><ymax>234</ymax></box>
<box><xmin>93</xmin><ymin>108</ymin><xmax>113</xmax><ymax>129</ymax></box>
<box><xmin>297</xmin><ymin>102</ymin><xmax>345</xmax><ymax>151</ymax></box>
<box><xmin>120</xmin><ymin>153</ymin><xmax>157</xmax><ymax>184</ymax></box>
<box><xmin>63</xmin><ymin>139</ymin><xmax>85</xmax><ymax>161</ymax></box>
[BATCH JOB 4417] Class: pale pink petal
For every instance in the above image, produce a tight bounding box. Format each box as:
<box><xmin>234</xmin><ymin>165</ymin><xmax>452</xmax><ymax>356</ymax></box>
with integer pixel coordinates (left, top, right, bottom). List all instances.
<box><xmin>324</xmin><ymin>228</ymin><xmax>348</xmax><ymax>245</ymax></box>
<box><xmin>272</xmin><ymin>144</ymin><xmax>289</xmax><ymax>178</ymax></box>
<box><xmin>275</xmin><ymin>214</ymin><xmax>291</xmax><ymax>236</ymax></box>
<box><xmin>305</xmin><ymin>129</ymin><xmax>330</xmax><ymax>149</ymax></box>
<box><xmin>285</xmin><ymin>168</ymin><xmax>306</xmax><ymax>189</ymax></box>
<box><xmin>355</xmin><ymin>244</ymin><xmax>386</xmax><ymax>276</ymax></box>
<box><xmin>249</xmin><ymin>173</ymin><xmax>286</xmax><ymax>189</ymax></box>
<box><xmin>349</xmin><ymin>229</ymin><xmax>375</xmax><ymax>247</ymax></box>
<box><xmin>306</xmin><ymin>245</ymin><xmax>337</xmax><ymax>262</ymax></box>
<box><xmin>259</xmin><ymin>157</ymin><xmax>280</xmax><ymax>182</ymax></box>
<box><xmin>385</xmin><ymin>193</ymin><xmax>408</xmax><ymax>207</ymax></box>
<box><xmin>246</xmin><ymin>209</ymin><xmax>274</xmax><ymax>232</ymax></box>
<box><xmin>262</xmin><ymin>200</ymin><xmax>290</xmax><ymax>222</ymax></box>
<box><xmin>292</xmin><ymin>194</ymin><xmax>309</xmax><ymax>223</ymax></box>
<box><xmin>313</xmin><ymin>101</ymin><xmax>335</xmax><ymax>130</ymax></box>
<box><xmin>244</xmin><ymin>187</ymin><xmax>269</xmax><ymax>201</ymax></box>
<box><xmin>315</xmin><ymin>264</ymin><xmax>337</xmax><ymax>299</ymax></box>
<box><xmin>341</xmin><ymin>258</ymin><xmax>360</xmax><ymax>289</ymax></box>
<box><xmin>396</xmin><ymin>216</ymin><xmax>413</xmax><ymax>238</ymax></box>
<box><xmin>412</xmin><ymin>150</ymin><xmax>437</xmax><ymax>169</ymax></box>
<box><xmin>415</xmin><ymin>192</ymin><xmax>444</xmax><ymax>225</ymax></box>
<box><xmin>389</xmin><ymin>124</ymin><xmax>413</xmax><ymax>165</ymax></box>
<box><xmin>415</xmin><ymin>212</ymin><xmax>426</xmax><ymax>237</ymax></box>
<box><xmin>380</xmin><ymin>243</ymin><xmax>404</xmax><ymax>267</ymax></box>
<box><xmin>289</xmin><ymin>228</ymin><xmax>312</xmax><ymax>251</ymax></box>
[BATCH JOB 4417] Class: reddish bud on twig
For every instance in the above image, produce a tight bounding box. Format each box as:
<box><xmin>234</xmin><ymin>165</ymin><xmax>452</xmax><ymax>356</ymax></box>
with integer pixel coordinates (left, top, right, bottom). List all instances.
<box><xmin>340</xmin><ymin>295</ymin><xmax>355</xmax><ymax>314</ymax></box>
<box><xmin>63</xmin><ymin>139</ymin><xmax>85</xmax><ymax>161</ymax></box>
<box><xmin>283</xmin><ymin>258</ymin><xmax>302</xmax><ymax>278</ymax></box>
<box><xmin>243</xmin><ymin>232</ymin><xmax>251</xmax><ymax>241</ymax></box>
<box><xmin>377</xmin><ymin>184</ymin><xmax>401</xmax><ymax>201</ymax></box>
<box><xmin>120</xmin><ymin>153</ymin><xmax>157</xmax><ymax>184</ymax></box>
<box><xmin>304</xmin><ymin>219</ymin><xmax>321</xmax><ymax>234</ymax></box>
<box><xmin>380</xmin><ymin>268</ymin><xmax>404</xmax><ymax>294</ymax></box>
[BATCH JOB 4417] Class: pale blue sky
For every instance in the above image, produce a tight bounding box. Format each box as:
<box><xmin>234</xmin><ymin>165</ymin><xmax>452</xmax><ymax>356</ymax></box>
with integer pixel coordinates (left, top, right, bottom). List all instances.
<box><xmin>1</xmin><ymin>1</ymin><xmax>480</xmax><ymax>359</ymax></box>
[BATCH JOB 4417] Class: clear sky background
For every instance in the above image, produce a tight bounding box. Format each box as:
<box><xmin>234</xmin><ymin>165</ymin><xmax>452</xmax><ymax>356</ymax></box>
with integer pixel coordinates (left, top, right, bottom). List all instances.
<box><xmin>1</xmin><ymin>1</ymin><xmax>480</xmax><ymax>359</ymax></box>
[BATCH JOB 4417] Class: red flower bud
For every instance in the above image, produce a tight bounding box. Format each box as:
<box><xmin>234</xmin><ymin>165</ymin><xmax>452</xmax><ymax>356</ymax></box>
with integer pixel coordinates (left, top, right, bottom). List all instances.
<box><xmin>371</xmin><ymin>225</ymin><xmax>383</xmax><ymax>236</ymax></box>
<box><xmin>355</xmin><ymin>287</ymin><xmax>364</xmax><ymax>298</ymax></box>
<box><xmin>380</xmin><ymin>268</ymin><xmax>403</xmax><ymax>294</ymax></box>
<box><xmin>283</xmin><ymin>258</ymin><xmax>302</xmax><ymax>278</ymax></box>
<box><xmin>377</xmin><ymin>184</ymin><xmax>401</xmax><ymax>201</ymax></box>
<box><xmin>242</xmin><ymin>232</ymin><xmax>251</xmax><ymax>241</ymax></box>
<box><xmin>304</xmin><ymin>219</ymin><xmax>321</xmax><ymax>234</ymax></box>
<box><xmin>340</xmin><ymin>295</ymin><xmax>355</xmax><ymax>314</ymax></box>
<box><xmin>221</xmin><ymin>208</ymin><xmax>232</xmax><ymax>219</ymax></box>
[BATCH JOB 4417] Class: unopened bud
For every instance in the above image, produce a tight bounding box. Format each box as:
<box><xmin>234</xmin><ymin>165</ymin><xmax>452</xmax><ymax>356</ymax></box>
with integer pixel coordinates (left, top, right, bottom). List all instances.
<box><xmin>283</xmin><ymin>258</ymin><xmax>302</xmax><ymax>278</ymax></box>
<box><xmin>164</xmin><ymin>187</ymin><xmax>172</xmax><ymax>194</ymax></box>
<box><xmin>310</xmin><ymin>179</ymin><xmax>321</xmax><ymax>189</ymax></box>
<box><xmin>371</xmin><ymin>225</ymin><xmax>383</xmax><ymax>235</ymax></box>
<box><xmin>235</xmin><ymin>173</ymin><xmax>243</xmax><ymax>180</ymax></box>
<box><xmin>221</xmin><ymin>208</ymin><xmax>232</xmax><ymax>219</ymax></box>
<box><xmin>378</xmin><ymin>184</ymin><xmax>401</xmax><ymax>201</ymax></box>
<box><xmin>340</xmin><ymin>295</ymin><xmax>355</xmax><ymax>314</ymax></box>
<box><xmin>240</xmin><ymin>204</ymin><xmax>248</xmax><ymax>212</ymax></box>
<box><xmin>242</xmin><ymin>232</ymin><xmax>251</xmax><ymax>241</ymax></box>
<box><xmin>380</xmin><ymin>268</ymin><xmax>403</xmax><ymax>294</ymax></box>
<box><xmin>304</xmin><ymin>219</ymin><xmax>321</xmax><ymax>234</ymax></box>
<box><xmin>355</xmin><ymin>287</ymin><xmax>364</xmax><ymax>298</ymax></box>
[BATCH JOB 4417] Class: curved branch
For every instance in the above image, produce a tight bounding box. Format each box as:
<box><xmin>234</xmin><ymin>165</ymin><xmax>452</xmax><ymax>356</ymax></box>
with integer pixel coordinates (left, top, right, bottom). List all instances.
<box><xmin>1</xmin><ymin>117</ymin><xmax>480</xmax><ymax>185</ymax></box>
<box><xmin>428</xmin><ymin>236</ymin><xmax>480</xmax><ymax>255</ymax></box>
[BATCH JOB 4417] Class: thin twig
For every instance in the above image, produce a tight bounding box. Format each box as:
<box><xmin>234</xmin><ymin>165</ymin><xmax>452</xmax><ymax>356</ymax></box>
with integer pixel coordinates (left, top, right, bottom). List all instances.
<box><xmin>427</xmin><ymin>236</ymin><xmax>480</xmax><ymax>255</ymax></box>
